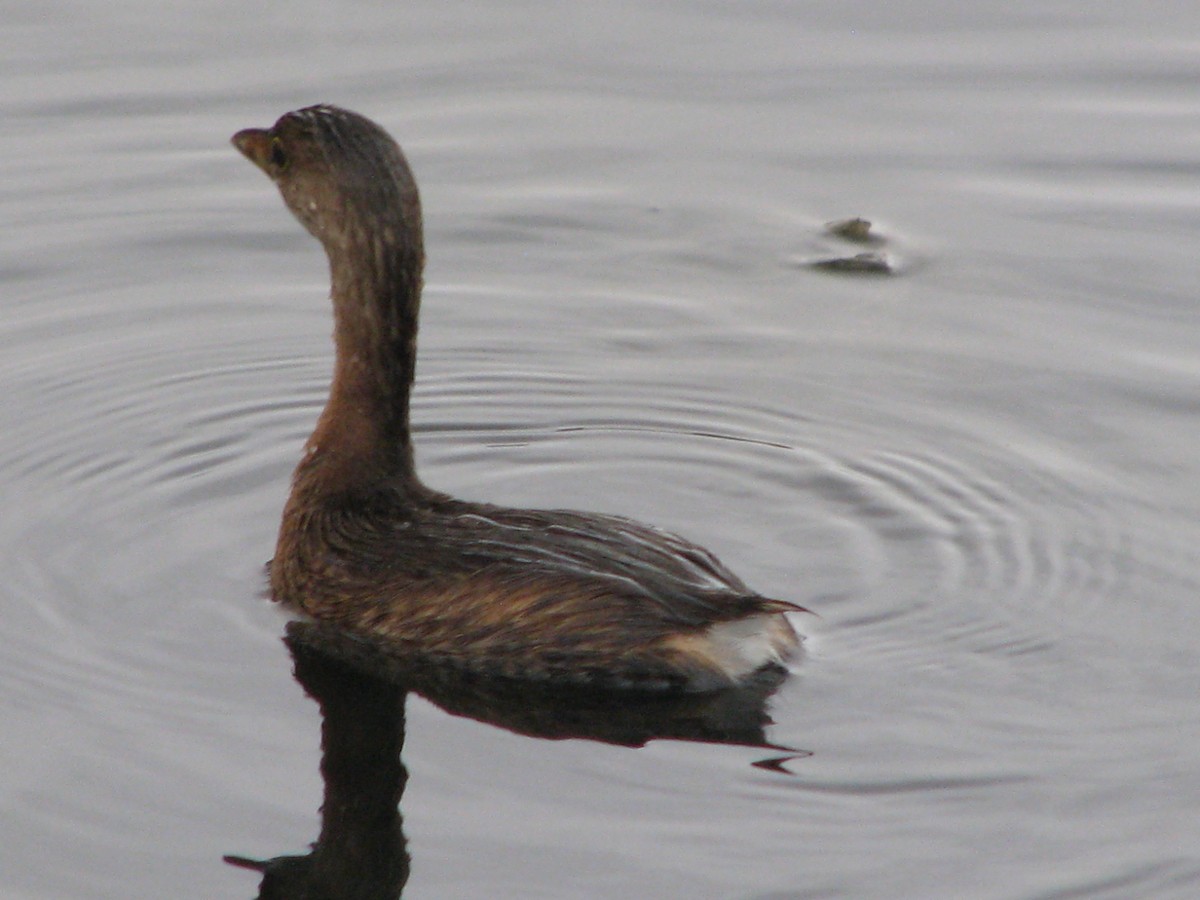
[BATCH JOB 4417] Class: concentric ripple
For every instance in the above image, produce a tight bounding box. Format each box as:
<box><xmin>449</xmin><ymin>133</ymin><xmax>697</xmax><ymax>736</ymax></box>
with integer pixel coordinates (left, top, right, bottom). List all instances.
<box><xmin>0</xmin><ymin>292</ymin><xmax>320</xmax><ymax>717</ymax></box>
<box><xmin>812</xmin><ymin>444</ymin><xmax>1128</xmax><ymax>662</ymax></box>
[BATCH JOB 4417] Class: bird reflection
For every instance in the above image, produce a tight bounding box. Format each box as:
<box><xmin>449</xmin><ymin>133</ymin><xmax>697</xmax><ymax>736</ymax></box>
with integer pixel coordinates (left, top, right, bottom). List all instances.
<box><xmin>226</xmin><ymin>621</ymin><xmax>802</xmax><ymax>899</ymax></box>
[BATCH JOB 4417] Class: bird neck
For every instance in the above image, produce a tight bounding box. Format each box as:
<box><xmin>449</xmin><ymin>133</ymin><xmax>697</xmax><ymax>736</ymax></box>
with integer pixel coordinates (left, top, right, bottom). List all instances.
<box><xmin>304</xmin><ymin>226</ymin><xmax>425</xmax><ymax>496</ymax></box>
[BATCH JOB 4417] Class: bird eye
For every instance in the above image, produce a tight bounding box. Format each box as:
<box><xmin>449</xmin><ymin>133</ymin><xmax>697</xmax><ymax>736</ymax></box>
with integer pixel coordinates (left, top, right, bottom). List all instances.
<box><xmin>269</xmin><ymin>138</ymin><xmax>288</xmax><ymax>170</ymax></box>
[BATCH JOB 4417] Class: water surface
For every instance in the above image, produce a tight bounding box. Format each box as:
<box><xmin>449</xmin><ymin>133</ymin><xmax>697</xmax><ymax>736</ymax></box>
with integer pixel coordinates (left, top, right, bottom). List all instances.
<box><xmin>4</xmin><ymin>2</ymin><xmax>1200</xmax><ymax>897</ymax></box>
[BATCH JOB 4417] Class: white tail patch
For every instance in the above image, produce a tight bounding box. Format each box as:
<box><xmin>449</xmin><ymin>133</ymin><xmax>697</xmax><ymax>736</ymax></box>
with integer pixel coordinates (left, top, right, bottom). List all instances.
<box><xmin>666</xmin><ymin>614</ymin><xmax>801</xmax><ymax>684</ymax></box>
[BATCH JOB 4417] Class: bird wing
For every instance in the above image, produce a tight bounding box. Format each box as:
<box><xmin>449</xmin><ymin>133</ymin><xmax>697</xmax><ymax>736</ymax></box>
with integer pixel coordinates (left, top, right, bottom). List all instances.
<box><xmin>398</xmin><ymin>503</ymin><xmax>801</xmax><ymax>629</ymax></box>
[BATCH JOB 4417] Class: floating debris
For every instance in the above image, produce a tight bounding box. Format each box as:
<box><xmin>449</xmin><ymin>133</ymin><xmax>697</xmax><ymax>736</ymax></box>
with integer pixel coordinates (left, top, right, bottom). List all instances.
<box><xmin>824</xmin><ymin>217</ymin><xmax>881</xmax><ymax>245</ymax></box>
<box><xmin>808</xmin><ymin>251</ymin><xmax>895</xmax><ymax>276</ymax></box>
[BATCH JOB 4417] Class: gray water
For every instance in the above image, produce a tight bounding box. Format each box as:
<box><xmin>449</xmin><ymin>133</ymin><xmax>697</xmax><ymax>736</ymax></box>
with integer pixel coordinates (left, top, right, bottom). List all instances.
<box><xmin>4</xmin><ymin>2</ymin><xmax>1200</xmax><ymax>897</ymax></box>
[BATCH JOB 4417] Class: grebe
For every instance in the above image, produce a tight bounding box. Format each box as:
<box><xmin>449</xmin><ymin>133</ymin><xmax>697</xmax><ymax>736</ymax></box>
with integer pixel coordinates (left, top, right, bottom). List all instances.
<box><xmin>233</xmin><ymin>105</ymin><xmax>804</xmax><ymax>691</ymax></box>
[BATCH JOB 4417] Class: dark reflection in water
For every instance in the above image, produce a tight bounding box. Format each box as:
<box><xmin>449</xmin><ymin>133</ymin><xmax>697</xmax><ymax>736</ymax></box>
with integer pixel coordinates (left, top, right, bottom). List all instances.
<box><xmin>227</xmin><ymin>622</ymin><xmax>802</xmax><ymax>899</ymax></box>
<box><xmin>225</xmin><ymin>626</ymin><xmax>410</xmax><ymax>899</ymax></box>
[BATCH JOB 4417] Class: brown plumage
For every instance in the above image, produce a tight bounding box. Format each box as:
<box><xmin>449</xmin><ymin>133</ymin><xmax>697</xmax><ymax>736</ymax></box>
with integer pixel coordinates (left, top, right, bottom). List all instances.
<box><xmin>233</xmin><ymin>105</ymin><xmax>805</xmax><ymax>691</ymax></box>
